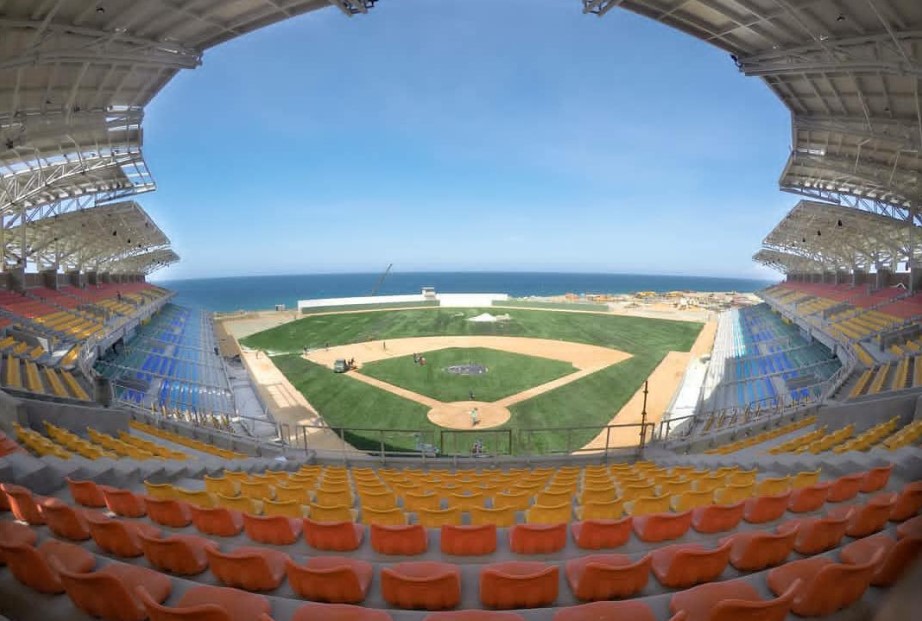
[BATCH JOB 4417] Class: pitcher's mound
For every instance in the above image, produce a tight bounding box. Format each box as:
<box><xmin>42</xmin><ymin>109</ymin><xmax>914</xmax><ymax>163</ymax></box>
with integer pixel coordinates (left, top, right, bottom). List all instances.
<box><xmin>427</xmin><ymin>401</ymin><xmax>511</xmax><ymax>429</ymax></box>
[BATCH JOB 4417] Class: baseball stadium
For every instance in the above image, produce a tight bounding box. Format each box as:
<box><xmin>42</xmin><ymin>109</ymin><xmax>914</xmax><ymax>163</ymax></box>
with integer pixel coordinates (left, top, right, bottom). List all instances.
<box><xmin>0</xmin><ymin>2</ymin><xmax>921</xmax><ymax>621</ymax></box>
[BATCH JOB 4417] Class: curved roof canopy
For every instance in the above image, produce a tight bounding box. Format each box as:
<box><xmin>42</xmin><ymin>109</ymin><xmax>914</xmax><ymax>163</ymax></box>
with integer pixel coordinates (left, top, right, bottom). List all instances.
<box><xmin>1</xmin><ymin>0</ymin><xmax>920</xmax><ymax>274</ymax></box>
<box><xmin>758</xmin><ymin>199</ymin><xmax>921</xmax><ymax>272</ymax></box>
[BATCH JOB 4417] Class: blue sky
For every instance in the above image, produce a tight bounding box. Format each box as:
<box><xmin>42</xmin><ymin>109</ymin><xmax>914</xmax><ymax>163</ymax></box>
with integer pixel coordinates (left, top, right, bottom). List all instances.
<box><xmin>144</xmin><ymin>0</ymin><xmax>792</xmax><ymax>281</ymax></box>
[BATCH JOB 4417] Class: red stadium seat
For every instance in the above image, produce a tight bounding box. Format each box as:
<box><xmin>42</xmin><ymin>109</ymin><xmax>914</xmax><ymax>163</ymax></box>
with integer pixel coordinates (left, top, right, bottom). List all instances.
<box><xmin>285</xmin><ymin>556</ymin><xmax>373</xmax><ymax>604</ymax></box>
<box><xmin>67</xmin><ymin>478</ymin><xmax>110</xmax><ymax>508</ymax></box>
<box><xmin>480</xmin><ymin>561</ymin><xmax>558</xmax><ymax>609</ymax></box>
<box><xmin>425</xmin><ymin>613</ymin><xmax>524</xmax><ymax>621</ymax></box>
<box><xmin>381</xmin><ymin>561</ymin><xmax>461</xmax><ymax>610</ymax></box>
<box><xmin>571</xmin><ymin>517</ymin><xmax>632</xmax><ymax>549</ymax></box>
<box><xmin>897</xmin><ymin>514</ymin><xmax>922</xmax><ymax>538</ymax></box>
<box><xmin>137</xmin><ymin>584</ymin><xmax>271</xmax><ymax>621</ymax></box>
<box><xmin>205</xmin><ymin>545</ymin><xmax>289</xmax><ymax>591</ymax></box>
<box><xmin>86</xmin><ymin>514</ymin><xmax>162</xmax><ymax>558</ymax></box>
<box><xmin>860</xmin><ymin>464</ymin><xmax>893</xmax><ymax>493</ymax></box>
<box><xmin>743</xmin><ymin>492</ymin><xmax>791</xmax><ymax>524</ymax></box>
<box><xmin>102</xmin><ymin>488</ymin><xmax>147</xmax><ymax>518</ymax></box>
<box><xmin>440</xmin><ymin>523</ymin><xmax>497</xmax><ymax>556</ymax></box>
<box><xmin>304</xmin><ymin>519</ymin><xmax>365</xmax><ymax>551</ymax></box>
<box><xmin>767</xmin><ymin>552</ymin><xmax>882</xmax><ymax>616</ymax></box>
<box><xmin>40</xmin><ymin>497</ymin><xmax>92</xmax><ymax>540</ymax></box>
<box><xmin>633</xmin><ymin>510</ymin><xmax>692</xmax><ymax>542</ymax></box>
<box><xmin>139</xmin><ymin>532</ymin><xmax>217</xmax><ymax>576</ymax></box>
<box><xmin>787</xmin><ymin>483</ymin><xmax>830</xmax><ymax>513</ymax></box>
<box><xmin>670</xmin><ymin>577</ymin><xmax>800</xmax><ymax>621</ymax></box>
<box><xmin>55</xmin><ymin>559</ymin><xmax>172</xmax><ymax>621</ymax></box>
<box><xmin>243</xmin><ymin>513</ymin><xmax>303</xmax><ymax>545</ymax></box>
<box><xmin>691</xmin><ymin>502</ymin><xmax>744</xmax><ymax>533</ymax></box>
<box><xmin>651</xmin><ymin>541</ymin><xmax>732</xmax><ymax>588</ymax></box>
<box><xmin>190</xmin><ymin>505</ymin><xmax>244</xmax><ymax>537</ymax></box>
<box><xmin>720</xmin><ymin>528</ymin><xmax>796</xmax><ymax>571</ymax></box>
<box><xmin>565</xmin><ymin>553</ymin><xmax>650</xmax><ymax>600</ymax></box>
<box><xmin>840</xmin><ymin>532</ymin><xmax>922</xmax><ymax>586</ymax></box>
<box><xmin>776</xmin><ymin>513</ymin><xmax>849</xmax><ymax>555</ymax></box>
<box><xmin>0</xmin><ymin>540</ymin><xmax>94</xmax><ymax>594</ymax></box>
<box><xmin>371</xmin><ymin>523</ymin><xmax>428</xmax><ymax>555</ymax></box>
<box><xmin>144</xmin><ymin>497</ymin><xmax>193</xmax><ymax>528</ymax></box>
<box><xmin>509</xmin><ymin>523</ymin><xmax>567</xmax><ymax>554</ymax></box>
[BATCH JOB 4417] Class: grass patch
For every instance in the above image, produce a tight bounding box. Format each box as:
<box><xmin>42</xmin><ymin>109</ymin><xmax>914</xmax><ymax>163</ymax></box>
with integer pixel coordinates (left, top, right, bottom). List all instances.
<box><xmin>272</xmin><ymin>354</ymin><xmax>435</xmax><ymax>452</ymax></box>
<box><xmin>359</xmin><ymin>347</ymin><xmax>575</xmax><ymax>402</ymax></box>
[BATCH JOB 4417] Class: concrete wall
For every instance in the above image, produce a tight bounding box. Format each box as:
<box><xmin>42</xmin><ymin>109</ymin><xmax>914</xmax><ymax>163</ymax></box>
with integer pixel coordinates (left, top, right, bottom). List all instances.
<box><xmin>817</xmin><ymin>392</ymin><xmax>922</xmax><ymax>432</ymax></box>
<box><xmin>0</xmin><ymin>390</ymin><xmax>28</xmax><ymax>434</ymax></box>
<box><xmin>20</xmin><ymin>398</ymin><xmax>130</xmax><ymax>436</ymax></box>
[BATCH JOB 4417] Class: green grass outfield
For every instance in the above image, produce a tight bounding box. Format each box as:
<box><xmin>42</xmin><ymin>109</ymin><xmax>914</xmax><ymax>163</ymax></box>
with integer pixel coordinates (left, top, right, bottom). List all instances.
<box><xmin>243</xmin><ymin>308</ymin><xmax>702</xmax><ymax>454</ymax></box>
<box><xmin>359</xmin><ymin>347</ymin><xmax>576</xmax><ymax>402</ymax></box>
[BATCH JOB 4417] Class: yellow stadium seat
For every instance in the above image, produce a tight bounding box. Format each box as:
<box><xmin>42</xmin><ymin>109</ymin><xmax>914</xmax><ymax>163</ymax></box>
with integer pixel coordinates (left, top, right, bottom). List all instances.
<box><xmin>314</xmin><ymin>487</ymin><xmax>354</xmax><ymax>506</ymax></box>
<box><xmin>174</xmin><ymin>488</ymin><xmax>216</xmax><ymax>508</ymax></box>
<box><xmin>692</xmin><ymin>475</ymin><xmax>727</xmax><ymax>493</ymax></box>
<box><xmin>619</xmin><ymin>481</ymin><xmax>656</xmax><ymax>501</ymax></box>
<box><xmin>203</xmin><ymin>475</ymin><xmax>239</xmax><ymax>497</ymax></box>
<box><xmin>525</xmin><ymin>502</ymin><xmax>571</xmax><ymax>524</ymax></box>
<box><xmin>262</xmin><ymin>498</ymin><xmax>305</xmax><ymax>518</ymax></box>
<box><xmin>449</xmin><ymin>492</ymin><xmax>486</xmax><ymax>511</ymax></box>
<box><xmin>671</xmin><ymin>489</ymin><xmax>714</xmax><ymax>512</ymax></box>
<box><xmin>624</xmin><ymin>493</ymin><xmax>671</xmax><ymax>516</ymax></box>
<box><xmin>657</xmin><ymin>478</ymin><xmax>694</xmax><ymax>496</ymax></box>
<box><xmin>470</xmin><ymin>505</ymin><xmax>517</xmax><ymax>527</ymax></box>
<box><xmin>274</xmin><ymin>484</ymin><xmax>310</xmax><ymax>503</ymax></box>
<box><xmin>576</xmin><ymin>498</ymin><xmax>624</xmax><ymax>520</ymax></box>
<box><xmin>402</xmin><ymin>491</ymin><xmax>441</xmax><ymax>512</ymax></box>
<box><xmin>578</xmin><ymin>486</ymin><xmax>616</xmax><ymax>505</ymax></box>
<box><xmin>218</xmin><ymin>493</ymin><xmax>261</xmax><ymax>515</ymax></box>
<box><xmin>536</xmin><ymin>489</ymin><xmax>573</xmax><ymax>506</ymax></box>
<box><xmin>359</xmin><ymin>489</ymin><xmax>397</xmax><ymax>510</ymax></box>
<box><xmin>714</xmin><ymin>482</ymin><xmax>754</xmax><ymax>505</ymax></box>
<box><xmin>143</xmin><ymin>481</ymin><xmax>177</xmax><ymax>500</ymax></box>
<box><xmin>756</xmin><ymin>476</ymin><xmax>791</xmax><ymax>496</ymax></box>
<box><xmin>495</xmin><ymin>490</ymin><xmax>532</xmax><ymax>511</ymax></box>
<box><xmin>416</xmin><ymin>506</ymin><xmax>463</xmax><ymax>528</ymax></box>
<box><xmin>309</xmin><ymin>502</ymin><xmax>356</xmax><ymax>523</ymax></box>
<box><xmin>790</xmin><ymin>469</ymin><xmax>821</xmax><ymax>489</ymax></box>
<box><xmin>239</xmin><ymin>480</ymin><xmax>275</xmax><ymax>500</ymax></box>
<box><xmin>361</xmin><ymin>506</ymin><xmax>407</xmax><ymax>526</ymax></box>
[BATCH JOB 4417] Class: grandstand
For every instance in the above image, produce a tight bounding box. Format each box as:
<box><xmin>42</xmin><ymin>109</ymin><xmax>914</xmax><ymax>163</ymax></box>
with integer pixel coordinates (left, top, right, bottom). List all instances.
<box><xmin>1</xmin><ymin>1</ymin><xmax>921</xmax><ymax>621</ymax></box>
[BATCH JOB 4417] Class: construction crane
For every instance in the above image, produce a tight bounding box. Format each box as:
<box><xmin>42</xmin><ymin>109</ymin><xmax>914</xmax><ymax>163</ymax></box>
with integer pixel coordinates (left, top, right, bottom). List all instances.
<box><xmin>370</xmin><ymin>263</ymin><xmax>393</xmax><ymax>296</ymax></box>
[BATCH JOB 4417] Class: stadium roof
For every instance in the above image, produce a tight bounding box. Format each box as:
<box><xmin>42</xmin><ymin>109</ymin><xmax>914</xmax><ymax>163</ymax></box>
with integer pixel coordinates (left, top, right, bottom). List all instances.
<box><xmin>758</xmin><ymin>199</ymin><xmax>921</xmax><ymax>272</ymax></box>
<box><xmin>0</xmin><ymin>0</ymin><xmax>919</xmax><ymax>274</ymax></box>
<box><xmin>3</xmin><ymin>200</ymin><xmax>171</xmax><ymax>273</ymax></box>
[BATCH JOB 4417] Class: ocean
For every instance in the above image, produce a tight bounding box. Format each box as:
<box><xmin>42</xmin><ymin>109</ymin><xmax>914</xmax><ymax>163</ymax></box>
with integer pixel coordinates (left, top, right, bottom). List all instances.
<box><xmin>152</xmin><ymin>272</ymin><xmax>775</xmax><ymax>313</ymax></box>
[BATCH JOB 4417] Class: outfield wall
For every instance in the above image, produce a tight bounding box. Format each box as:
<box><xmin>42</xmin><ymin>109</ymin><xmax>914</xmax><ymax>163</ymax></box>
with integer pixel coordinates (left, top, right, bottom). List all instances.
<box><xmin>297</xmin><ymin>292</ymin><xmax>509</xmax><ymax>312</ymax></box>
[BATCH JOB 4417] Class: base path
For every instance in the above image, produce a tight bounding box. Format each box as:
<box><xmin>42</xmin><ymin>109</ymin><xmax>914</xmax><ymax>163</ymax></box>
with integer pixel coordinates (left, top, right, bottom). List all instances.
<box><xmin>428</xmin><ymin>402</ymin><xmax>512</xmax><ymax>429</ymax></box>
<box><xmin>579</xmin><ymin>318</ymin><xmax>718</xmax><ymax>450</ymax></box>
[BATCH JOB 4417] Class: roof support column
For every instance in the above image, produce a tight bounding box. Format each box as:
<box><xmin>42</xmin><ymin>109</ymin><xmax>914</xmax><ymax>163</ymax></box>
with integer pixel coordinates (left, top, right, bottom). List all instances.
<box><xmin>835</xmin><ymin>270</ymin><xmax>848</xmax><ymax>285</ymax></box>
<box><xmin>875</xmin><ymin>267</ymin><xmax>893</xmax><ymax>290</ymax></box>
<box><xmin>822</xmin><ymin>271</ymin><xmax>835</xmax><ymax>284</ymax></box>
<box><xmin>86</xmin><ymin>270</ymin><xmax>98</xmax><ymax>286</ymax></box>
<box><xmin>5</xmin><ymin>263</ymin><xmax>24</xmax><ymax>292</ymax></box>
<box><xmin>852</xmin><ymin>269</ymin><xmax>867</xmax><ymax>288</ymax></box>
<box><xmin>40</xmin><ymin>266</ymin><xmax>58</xmax><ymax>290</ymax></box>
<box><xmin>66</xmin><ymin>268</ymin><xmax>83</xmax><ymax>289</ymax></box>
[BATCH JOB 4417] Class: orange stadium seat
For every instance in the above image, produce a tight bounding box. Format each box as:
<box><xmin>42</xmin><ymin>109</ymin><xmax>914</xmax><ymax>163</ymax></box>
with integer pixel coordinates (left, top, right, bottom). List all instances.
<box><xmin>381</xmin><ymin>561</ymin><xmax>461</xmax><ymax>610</ymax></box>
<box><xmin>767</xmin><ymin>552</ymin><xmax>882</xmax><ymax>616</ymax></box>
<box><xmin>670</xmin><ymin>577</ymin><xmax>800</xmax><ymax>621</ymax></box>
<box><xmin>138</xmin><ymin>533</ymin><xmax>217</xmax><ymax>576</ymax></box>
<box><xmin>743</xmin><ymin>492</ymin><xmax>791</xmax><ymax>523</ymax></box>
<box><xmin>860</xmin><ymin>464</ymin><xmax>893</xmax><ymax>493</ymax></box>
<box><xmin>102</xmin><ymin>488</ymin><xmax>147</xmax><ymax>518</ymax></box>
<box><xmin>480</xmin><ymin>561</ymin><xmax>558</xmax><ymax>609</ymax></box>
<box><xmin>67</xmin><ymin>478</ymin><xmax>110</xmax><ymax>508</ymax></box>
<box><xmin>829</xmin><ymin>494</ymin><xmax>896</xmax><ymax>537</ymax></box>
<box><xmin>205</xmin><ymin>545</ymin><xmax>289</xmax><ymax>591</ymax></box>
<box><xmin>423</xmin><ymin>612</ymin><xmax>525</xmax><ymax>621</ymax></box>
<box><xmin>897</xmin><ymin>515</ymin><xmax>922</xmax><ymax>538</ymax></box>
<box><xmin>440</xmin><ymin>523</ymin><xmax>497</xmax><ymax>556</ymax></box>
<box><xmin>777</xmin><ymin>514</ymin><xmax>849</xmax><ymax>555</ymax></box>
<box><xmin>509</xmin><ymin>523</ymin><xmax>567</xmax><ymax>554</ymax></box>
<box><xmin>86</xmin><ymin>514</ymin><xmax>162</xmax><ymax>558</ymax></box>
<box><xmin>650</xmin><ymin>541</ymin><xmax>732</xmax><ymax>588</ymax></box>
<box><xmin>721</xmin><ymin>529</ymin><xmax>796</xmax><ymax>571</ymax></box>
<box><xmin>691</xmin><ymin>502</ymin><xmax>745</xmax><ymax>533</ymax></box>
<box><xmin>571</xmin><ymin>517</ymin><xmax>633</xmax><ymax>549</ymax></box>
<box><xmin>190</xmin><ymin>506</ymin><xmax>244</xmax><ymax>537</ymax></box>
<box><xmin>891</xmin><ymin>481</ymin><xmax>922</xmax><ymax>522</ymax></box>
<box><xmin>0</xmin><ymin>540</ymin><xmax>94</xmax><ymax>594</ymax></box>
<box><xmin>243</xmin><ymin>513</ymin><xmax>303</xmax><ymax>545</ymax></box>
<box><xmin>285</xmin><ymin>556</ymin><xmax>374</xmax><ymax>604</ymax></box>
<box><xmin>304</xmin><ymin>519</ymin><xmax>364</xmax><ymax>551</ymax></box>
<box><xmin>788</xmin><ymin>482</ymin><xmax>830</xmax><ymax>513</ymax></box>
<box><xmin>1</xmin><ymin>483</ymin><xmax>46</xmax><ymax>524</ymax></box>
<box><xmin>291</xmin><ymin>602</ymin><xmax>393</xmax><ymax>621</ymax></box>
<box><xmin>827</xmin><ymin>472</ymin><xmax>864</xmax><ymax>502</ymax></box>
<box><xmin>553</xmin><ymin>600</ymin><xmax>660</xmax><ymax>621</ymax></box>
<box><xmin>371</xmin><ymin>523</ymin><xmax>428</xmax><ymax>555</ymax></box>
<box><xmin>841</xmin><ymin>532</ymin><xmax>922</xmax><ymax>586</ymax></box>
<box><xmin>40</xmin><ymin>497</ymin><xmax>92</xmax><ymax>540</ymax></box>
<box><xmin>137</xmin><ymin>584</ymin><xmax>271</xmax><ymax>621</ymax></box>
<box><xmin>0</xmin><ymin>521</ymin><xmax>38</xmax><ymax>564</ymax></box>
<box><xmin>144</xmin><ymin>497</ymin><xmax>193</xmax><ymax>528</ymax></box>
<box><xmin>632</xmin><ymin>510</ymin><xmax>692</xmax><ymax>542</ymax></box>
<box><xmin>564</xmin><ymin>553</ymin><xmax>651</xmax><ymax>600</ymax></box>
<box><xmin>54</xmin><ymin>560</ymin><xmax>172</xmax><ymax>621</ymax></box>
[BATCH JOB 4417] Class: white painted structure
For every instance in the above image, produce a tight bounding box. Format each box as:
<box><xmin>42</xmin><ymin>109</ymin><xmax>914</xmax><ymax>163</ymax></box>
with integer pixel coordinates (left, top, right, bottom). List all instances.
<box><xmin>297</xmin><ymin>289</ymin><xmax>509</xmax><ymax>312</ymax></box>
